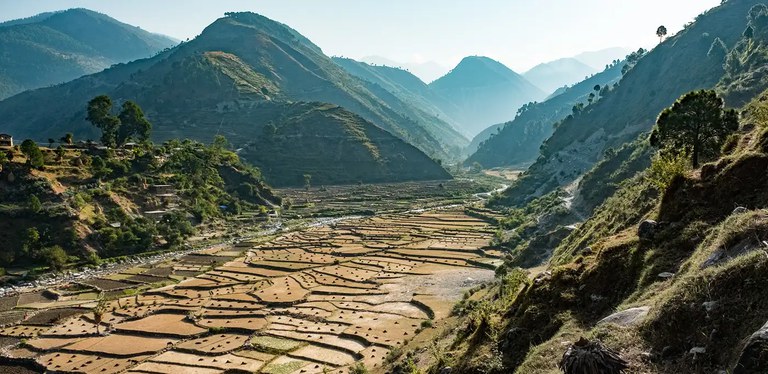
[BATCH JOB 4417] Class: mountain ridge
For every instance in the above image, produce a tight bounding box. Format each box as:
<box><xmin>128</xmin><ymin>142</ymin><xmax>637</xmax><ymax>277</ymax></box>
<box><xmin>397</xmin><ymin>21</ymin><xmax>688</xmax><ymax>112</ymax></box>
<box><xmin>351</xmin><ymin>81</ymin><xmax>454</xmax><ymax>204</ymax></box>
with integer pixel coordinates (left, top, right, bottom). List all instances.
<box><xmin>0</xmin><ymin>8</ymin><xmax>177</xmax><ymax>99</ymax></box>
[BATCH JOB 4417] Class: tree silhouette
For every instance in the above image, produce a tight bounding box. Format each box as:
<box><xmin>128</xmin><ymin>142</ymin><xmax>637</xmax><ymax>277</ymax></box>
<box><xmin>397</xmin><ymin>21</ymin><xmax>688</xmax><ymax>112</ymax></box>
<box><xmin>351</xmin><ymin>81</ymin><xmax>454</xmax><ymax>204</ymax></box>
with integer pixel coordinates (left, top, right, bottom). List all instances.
<box><xmin>117</xmin><ymin>101</ymin><xmax>152</xmax><ymax>144</ymax></box>
<box><xmin>93</xmin><ymin>299</ymin><xmax>107</xmax><ymax>335</ymax></box>
<box><xmin>656</xmin><ymin>25</ymin><xmax>668</xmax><ymax>43</ymax></box>
<box><xmin>61</xmin><ymin>133</ymin><xmax>73</xmax><ymax>145</ymax></box>
<box><xmin>86</xmin><ymin>95</ymin><xmax>120</xmax><ymax>148</ymax></box>
<box><xmin>650</xmin><ymin>90</ymin><xmax>738</xmax><ymax>168</ymax></box>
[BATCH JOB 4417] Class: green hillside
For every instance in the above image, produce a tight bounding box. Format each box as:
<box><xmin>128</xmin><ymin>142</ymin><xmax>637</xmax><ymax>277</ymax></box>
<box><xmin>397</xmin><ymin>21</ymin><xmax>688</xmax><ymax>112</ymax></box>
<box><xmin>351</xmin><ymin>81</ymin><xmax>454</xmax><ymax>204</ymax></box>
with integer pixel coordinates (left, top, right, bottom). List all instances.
<box><xmin>0</xmin><ymin>8</ymin><xmax>177</xmax><ymax>99</ymax></box>
<box><xmin>429</xmin><ymin>56</ymin><xmax>545</xmax><ymax>136</ymax></box>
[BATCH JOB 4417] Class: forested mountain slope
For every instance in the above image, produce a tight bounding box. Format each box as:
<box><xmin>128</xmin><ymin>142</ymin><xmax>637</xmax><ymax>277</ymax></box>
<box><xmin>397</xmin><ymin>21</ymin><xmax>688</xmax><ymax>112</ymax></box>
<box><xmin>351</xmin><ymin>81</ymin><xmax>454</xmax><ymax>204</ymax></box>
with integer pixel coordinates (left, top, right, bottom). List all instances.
<box><xmin>0</xmin><ymin>8</ymin><xmax>176</xmax><ymax>99</ymax></box>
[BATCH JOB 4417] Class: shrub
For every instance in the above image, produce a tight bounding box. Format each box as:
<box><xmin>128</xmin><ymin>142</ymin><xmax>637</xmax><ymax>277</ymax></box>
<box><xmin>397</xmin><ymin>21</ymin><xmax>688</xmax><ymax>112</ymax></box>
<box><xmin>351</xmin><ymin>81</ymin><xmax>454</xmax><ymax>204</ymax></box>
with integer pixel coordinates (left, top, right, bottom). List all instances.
<box><xmin>41</xmin><ymin>246</ymin><xmax>68</xmax><ymax>271</ymax></box>
<box><xmin>350</xmin><ymin>362</ymin><xmax>369</xmax><ymax>374</ymax></box>
<box><xmin>647</xmin><ymin>151</ymin><xmax>689</xmax><ymax>190</ymax></box>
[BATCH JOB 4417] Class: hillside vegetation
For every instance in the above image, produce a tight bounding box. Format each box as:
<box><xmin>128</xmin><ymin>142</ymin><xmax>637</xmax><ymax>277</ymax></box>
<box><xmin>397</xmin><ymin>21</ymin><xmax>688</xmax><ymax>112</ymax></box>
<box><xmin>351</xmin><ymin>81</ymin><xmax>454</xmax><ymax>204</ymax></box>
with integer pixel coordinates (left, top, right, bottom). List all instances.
<box><xmin>0</xmin><ymin>135</ymin><xmax>278</xmax><ymax>274</ymax></box>
<box><xmin>0</xmin><ymin>8</ymin><xmax>176</xmax><ymax>100</ymax></box>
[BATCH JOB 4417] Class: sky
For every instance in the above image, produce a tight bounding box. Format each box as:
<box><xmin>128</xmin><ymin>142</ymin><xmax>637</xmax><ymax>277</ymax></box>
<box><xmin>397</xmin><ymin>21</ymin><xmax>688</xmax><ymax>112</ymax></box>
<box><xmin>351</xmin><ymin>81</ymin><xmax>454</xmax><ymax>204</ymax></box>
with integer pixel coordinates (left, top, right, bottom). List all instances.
<box><xmin>0</xmin><ymin>0</ymin><xmax>721</xmax><ymax>76</ymax></box>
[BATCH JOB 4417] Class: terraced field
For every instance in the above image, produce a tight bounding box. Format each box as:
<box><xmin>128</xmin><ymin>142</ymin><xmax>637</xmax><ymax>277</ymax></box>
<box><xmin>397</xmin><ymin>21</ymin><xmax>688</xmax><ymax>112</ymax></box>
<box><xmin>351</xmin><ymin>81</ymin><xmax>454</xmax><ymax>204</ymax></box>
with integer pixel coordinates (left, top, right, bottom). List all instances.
<box><xmin>0</xmin><ymin>208</ymin><xmax>499</xmax><ymax>373</ymax></box>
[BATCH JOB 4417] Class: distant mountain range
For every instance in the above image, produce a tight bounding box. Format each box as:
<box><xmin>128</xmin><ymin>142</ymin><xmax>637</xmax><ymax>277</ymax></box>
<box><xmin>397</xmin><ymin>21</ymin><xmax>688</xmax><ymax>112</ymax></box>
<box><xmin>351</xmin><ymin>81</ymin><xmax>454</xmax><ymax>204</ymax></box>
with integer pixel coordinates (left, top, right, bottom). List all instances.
<box><xmin>466</xmin><ymin>59</ymin><xmax>624</xmax><ymax>167</ymax></box>
<box><xmin>523</xmin><ymin>58</ymin><xmax>597</xmax><ymax>95</ymax></box>
<box><xmin>0</xmin><ymin>11</ymin><xmax>452</xmax><ymax>186</ymax></box>
<box><xmin>0</xmin><ymin>8</ymin><xmax>177</xmax><ymax>100</ymax></box>
<box><xmin>573</xmin><ymin>47</ymin><xmax>629</xmax><ymax>70</ymax></box>
<box><xmin>522</xmin><ymin>48</ymin><xmax>629</xmax><ymax>96</ymax></box>
<box><xmin>429</xmin><ymin>56</ymin><xmax>545</xmax><ymax>136</ymax></box>
<box><xmin>360</xmin><ymin>56</ymin><xmax>447</xmax><ymax>83</ymax></box>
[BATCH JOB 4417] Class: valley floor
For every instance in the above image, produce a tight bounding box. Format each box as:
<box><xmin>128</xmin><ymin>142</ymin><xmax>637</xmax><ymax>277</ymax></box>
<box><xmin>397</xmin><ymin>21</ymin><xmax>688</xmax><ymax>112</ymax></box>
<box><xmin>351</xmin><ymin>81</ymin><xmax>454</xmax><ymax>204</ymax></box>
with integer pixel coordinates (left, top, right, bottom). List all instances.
<box><xmin>0</xmin><ymin>182</ymin><xmax>504</xmax><ymax>374</ymax></box>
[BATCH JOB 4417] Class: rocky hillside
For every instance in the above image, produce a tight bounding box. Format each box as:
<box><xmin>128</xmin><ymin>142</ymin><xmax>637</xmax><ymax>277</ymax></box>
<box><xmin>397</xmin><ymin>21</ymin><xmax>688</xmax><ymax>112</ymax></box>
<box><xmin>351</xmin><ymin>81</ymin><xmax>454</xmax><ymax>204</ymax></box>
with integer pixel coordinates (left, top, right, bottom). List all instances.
<box><xmin>429</xmin><ymin>56</ymin><xmax>545</xmax><ymax>136</ymax></box>
<box><xmin>494</xmin><ymin>0</ymin><xmax>761</xmax><ymax>207</ymax></box>
<box><xmin>392</xmin><ymin>3</ymin><xmax>768</xmax><ymax>374</ymax></box>
<box><xmin>0</xmin><ymin>8</ymin><xmax>176</xmax><ymax>100</ymax></box>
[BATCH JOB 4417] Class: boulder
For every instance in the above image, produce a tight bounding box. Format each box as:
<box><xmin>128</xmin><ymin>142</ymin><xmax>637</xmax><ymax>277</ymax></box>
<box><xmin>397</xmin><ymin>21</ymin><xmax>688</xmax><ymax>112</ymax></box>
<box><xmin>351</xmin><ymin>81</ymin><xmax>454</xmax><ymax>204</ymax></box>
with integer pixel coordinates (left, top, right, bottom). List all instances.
<box><xmin>658</xmin><ymin>272</ymin><xmax>675</xmax><ymax>279</ymax></box>
<box><xmin>734</xmin><ymin>321</ymin><xmax>768</xmax><ymax>373</ymax></box>
<box><xmin>597</xmin><ymin>306</ymin><xmax>650</xmax><ymax>327</ymax></box>
<box><xmin>638</xmin><ymin>220</ymin><xmax>658</xmax><ymax>241</ymax></box>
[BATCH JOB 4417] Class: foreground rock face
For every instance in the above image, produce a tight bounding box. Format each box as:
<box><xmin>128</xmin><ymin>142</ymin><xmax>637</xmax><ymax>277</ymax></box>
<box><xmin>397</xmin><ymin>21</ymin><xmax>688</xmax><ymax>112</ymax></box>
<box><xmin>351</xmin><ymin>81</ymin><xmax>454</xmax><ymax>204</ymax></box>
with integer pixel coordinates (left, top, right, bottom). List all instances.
<box><xmin>734</xmin><ymin>320</ymin><xmax>768</xmax><ymax>374</ymax></box>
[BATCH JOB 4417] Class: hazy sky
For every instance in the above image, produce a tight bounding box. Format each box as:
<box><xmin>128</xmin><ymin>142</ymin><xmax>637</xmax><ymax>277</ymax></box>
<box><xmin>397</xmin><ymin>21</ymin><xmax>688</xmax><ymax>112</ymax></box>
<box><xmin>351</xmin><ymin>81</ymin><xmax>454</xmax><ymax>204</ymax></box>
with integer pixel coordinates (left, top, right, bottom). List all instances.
<box><xmin>1</xmin><ymin>0</ymin><xmax>721</xmax><ymax>73</ymax></box>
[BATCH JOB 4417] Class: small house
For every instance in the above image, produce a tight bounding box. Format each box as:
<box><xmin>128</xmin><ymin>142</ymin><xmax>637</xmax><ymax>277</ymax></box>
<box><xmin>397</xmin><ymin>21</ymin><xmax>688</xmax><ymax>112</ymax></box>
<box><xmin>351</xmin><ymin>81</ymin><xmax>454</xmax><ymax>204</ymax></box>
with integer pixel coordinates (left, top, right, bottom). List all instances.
<box><xmin>0</xmin><ymin>134</ymin><xmax>12</xmax><ymax>147</ymax></box>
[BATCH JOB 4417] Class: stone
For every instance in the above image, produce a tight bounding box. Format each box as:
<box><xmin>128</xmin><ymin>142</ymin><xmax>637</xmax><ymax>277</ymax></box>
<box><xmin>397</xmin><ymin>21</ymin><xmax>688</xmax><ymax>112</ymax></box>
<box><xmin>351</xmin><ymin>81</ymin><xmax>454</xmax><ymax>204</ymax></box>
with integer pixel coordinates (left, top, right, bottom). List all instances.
<box><xmin>597</xmin><ymin>306</ymin><xmax>650</xmax><ymax>327</ymax></box>
<box><xmin>733</xmin><ymin>320</ymin><xmax>768</xmax><ymax>373</ymax></box>
<box><xmin>733</xmin><ymin>206</ymin><xmax>748</xmax><ymax>215</ymax></box>
<box><xmin>439</xmin><ymin>367</ymin><xmax>452</xmax><ymax>374</ymax></box>
<box><xmin>638</xmin><ymin>220</ymin><xmax>658</xmax><ymax>241</ymax></box>
<box><xmin>701</xmin><ymin>237</ymin><xmax>759</xmax><ymax>269</ymax></box>
<box><xmin>658</xmin><ymin>272</ymin><xmax>675</xmax><ymax>279</ymax></box>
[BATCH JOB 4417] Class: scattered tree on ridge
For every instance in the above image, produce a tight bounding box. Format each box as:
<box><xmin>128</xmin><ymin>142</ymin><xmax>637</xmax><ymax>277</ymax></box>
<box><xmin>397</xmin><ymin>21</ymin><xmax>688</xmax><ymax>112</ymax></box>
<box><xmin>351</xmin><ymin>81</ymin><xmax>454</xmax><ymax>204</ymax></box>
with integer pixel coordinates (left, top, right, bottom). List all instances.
<box><xmin>87</xmin><ymin>95</ymin><xmax>121</xmax><ymax>147</ymax></box>
<box><xmin>117</xmin><ymin>101</ymin><xmax>152</xmax><ymax>144</ymax></box>
<box><xmin>656</xmin><ymin>25</ymin><xmax>668</xmax><ymax>43</ymax></box>
<box><xmin>20</xmin><ymin>139</ymin><xmax>44</xmax><ymax>169</ymax></box>
<box><xmin>650</xmin><ymin>90</ymin><xmax>738</xmax><ymax>168</ymax></box>
<box><xmin>87</xmin><ymin>95</ymin><xmax>153</xmax><ymax>147</ymax></box>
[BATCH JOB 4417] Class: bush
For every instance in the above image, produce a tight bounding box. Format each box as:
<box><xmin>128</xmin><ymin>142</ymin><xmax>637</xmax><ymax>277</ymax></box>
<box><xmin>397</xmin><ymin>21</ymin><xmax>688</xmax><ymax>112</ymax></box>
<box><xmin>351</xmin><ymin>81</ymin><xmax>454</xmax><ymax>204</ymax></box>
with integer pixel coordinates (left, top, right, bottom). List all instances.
<box><xmin>28</xmin><ymin>194</ymin><xmax>42</xmax><ymax>213</ymax></box>
<box><xmin>41</xmin><ymin>246</ymin><xmax>68</xmax><ymax>271</ymax></box>
<box><xmin>350</xmin><ymin>362</ymin><xmax>369</xmax><ymax>374</ymax></box>
<box><xmin>648</xmin><ymin>151</ymin><xmax>689</xmax><ymax>190</ymax></box>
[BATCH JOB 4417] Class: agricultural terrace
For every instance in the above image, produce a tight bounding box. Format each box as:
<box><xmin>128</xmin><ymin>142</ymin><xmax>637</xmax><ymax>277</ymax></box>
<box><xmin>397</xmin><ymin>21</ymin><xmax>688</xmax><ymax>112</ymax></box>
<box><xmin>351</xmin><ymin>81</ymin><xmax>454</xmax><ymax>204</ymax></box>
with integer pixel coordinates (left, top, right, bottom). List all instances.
<box><xmin>0</xmin><ymin>208</ymin><xmax>499</xmax><ymax>373</ymax></box>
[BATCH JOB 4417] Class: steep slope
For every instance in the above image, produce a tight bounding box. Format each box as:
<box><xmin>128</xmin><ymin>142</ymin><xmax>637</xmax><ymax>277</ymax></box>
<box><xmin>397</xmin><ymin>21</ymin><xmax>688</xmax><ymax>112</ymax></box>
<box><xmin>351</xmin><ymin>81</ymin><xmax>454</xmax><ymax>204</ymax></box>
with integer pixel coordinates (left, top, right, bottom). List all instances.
<box><xmin>401</xmin><ymin>9</ymin><xmax>768</xmax><ymax>371</ymax></box>
<box><xmin>237</xmin><ymin>102</ymin><xmax>452</xmax><ymax>186</ymax></box>
<box><xmin>523</xmin><ymin>57</ymin><xmax>597</xmax><ymax>95</ymax></box>
<box><xmin>332</xmin><ymin>57</ymin><xmax>469</xmax><ymax>148</ymax></box>
<box><xmin>0</xmin><ymin>8</ymin><xmax>176</xmax><ymax>99</ymax></box>
<box><xmin>494</xmin><ymin>0</ymin><xmax>759</xmax><ymax>206</ymax></box>
<box><xmin>466</xmin><ymin>60</ymin><xmax>624</xmax><ymax>167</ymax></box>
<box><xmin>0</xmin><ymin>12</ymin><xmax>460</xmax><ymax>160</ymax></box>
<box><xmin>0</xmin><ymin>45</ymin><xmax>450</xmax><ymax>186</ymax></box>
<box><xmin>429</xmin><ymin>56</ymin><xmax>545</xmax><ymax>136</ymax></box>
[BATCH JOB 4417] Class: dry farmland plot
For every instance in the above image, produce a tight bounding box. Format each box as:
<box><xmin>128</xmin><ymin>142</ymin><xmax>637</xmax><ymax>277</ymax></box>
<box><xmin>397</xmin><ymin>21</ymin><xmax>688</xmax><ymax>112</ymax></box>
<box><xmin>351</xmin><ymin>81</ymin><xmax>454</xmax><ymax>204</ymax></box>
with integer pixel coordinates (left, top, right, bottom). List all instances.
<box><xmin>1</xmin><ymin>208</ymin><xmax>497</xmax><ymax>373</ymax></box>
